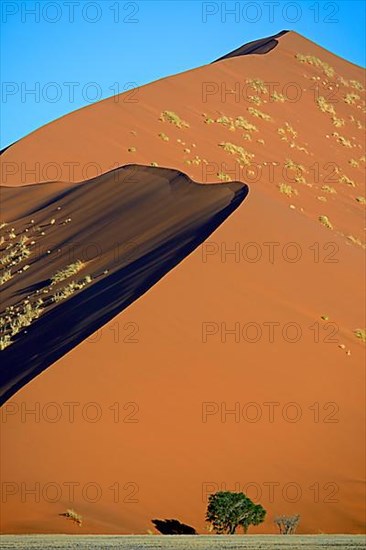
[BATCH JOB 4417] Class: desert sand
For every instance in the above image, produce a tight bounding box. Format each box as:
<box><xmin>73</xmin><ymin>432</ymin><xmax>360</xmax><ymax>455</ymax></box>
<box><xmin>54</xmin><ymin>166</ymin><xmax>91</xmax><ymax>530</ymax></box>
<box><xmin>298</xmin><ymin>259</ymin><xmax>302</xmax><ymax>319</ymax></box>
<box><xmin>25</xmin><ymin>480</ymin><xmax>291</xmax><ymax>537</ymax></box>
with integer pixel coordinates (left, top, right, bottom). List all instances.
<box><xmin>0</xmin><ymin>31</ymin><xmax>365</xmax><ymax>535</ymax></box>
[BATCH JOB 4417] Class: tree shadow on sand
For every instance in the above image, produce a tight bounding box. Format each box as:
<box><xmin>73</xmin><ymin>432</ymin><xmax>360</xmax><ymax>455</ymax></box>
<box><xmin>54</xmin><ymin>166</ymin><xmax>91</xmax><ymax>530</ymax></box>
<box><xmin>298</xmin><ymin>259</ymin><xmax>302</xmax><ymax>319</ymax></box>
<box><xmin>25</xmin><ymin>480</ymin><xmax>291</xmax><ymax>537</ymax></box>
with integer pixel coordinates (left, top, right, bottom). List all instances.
<box><xmin>152</xmin><ymin>518</ymin><xmax>197</xmax><ymax>535</ymax></box>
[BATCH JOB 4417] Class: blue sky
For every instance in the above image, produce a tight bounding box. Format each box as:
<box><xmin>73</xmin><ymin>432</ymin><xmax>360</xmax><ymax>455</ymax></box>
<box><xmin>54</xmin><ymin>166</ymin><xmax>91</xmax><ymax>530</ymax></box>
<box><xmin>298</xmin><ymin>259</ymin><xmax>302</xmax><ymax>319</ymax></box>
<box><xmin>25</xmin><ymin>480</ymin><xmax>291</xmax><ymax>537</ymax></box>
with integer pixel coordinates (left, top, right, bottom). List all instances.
<box><xmin>1</xmin><ymin>0</ymin><xmax>365</xmax><ymax>148</ymax></box>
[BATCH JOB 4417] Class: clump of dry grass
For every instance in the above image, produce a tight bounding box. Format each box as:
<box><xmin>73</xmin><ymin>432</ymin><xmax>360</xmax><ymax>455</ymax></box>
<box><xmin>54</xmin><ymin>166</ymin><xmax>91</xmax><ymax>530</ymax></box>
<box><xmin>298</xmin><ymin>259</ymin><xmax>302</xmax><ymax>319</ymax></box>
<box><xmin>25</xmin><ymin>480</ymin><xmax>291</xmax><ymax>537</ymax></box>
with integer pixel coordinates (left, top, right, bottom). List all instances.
<box><xmin>349</xmin><ymin>115</ymin><xmax>364</xmax><ymax>130</ymax></box>
<box><xmin>186</xmin><ymin>154</ymin><xmax>206</xmax><ymax>167</ymax></box>
<box><xmin>234</xmin><ymin>116</ymin><xmax>257</xmax><ymax>132</ymax></box>
<box><xmin>246</xmin><ymin>78</ymin><xmax>268</xmax><ymax>94</ymax></box>
<box><xmin>282</xmin><ymin>123</ymin><xmax>297</xmax><ymax>139</ymax></box>
<box><xmin>191</xmin><ymin>155</ymin><xmax>203</xmax><ymax>166</ymax></box>
<box><xmin>158</xmin><ymin>132</ymin><xmax>169</xmax><ymax>142</ymax></box>
<box><xmin>332</xmin><ymin>116</ymin><xmax>345</xmax><ymax>127</ymax></box>
<box><xmin>271</xmin><ymin>91</ymin><xmax>286</xmax><ymax>103</ymax></box>
<box><xmin>247</xmin><ymin>107</ymin><xmax>272</xmax><ymax>121</ymax></box>
<box><xmin>321</xmin><ymin>185</ymin><xmax>337</xmax><ymax>194</ymax></box>
<box><xmin>1</xmin><ymin>251</ymin><xmax>94</xmax><ymax>351</ymax></box>
<box><xmin>344</xmin><ymin>93</ymin><xmax>360</xmax><ymax>105</ymax></box>
<box><xmin>0</xmin><ymin>270</ymin><xmax>12</xmax><ymax>286</ymax></box>
<box><xmin>51</xmin><ymin>260</ymin><xmax>85</xmax><ymax>286</ymax></box>
<box><xmin>185</xmin><ymin>155</ymin><xmax>205</xmax><ymax>166</ymax></box>
<box><xmin>319</xmin><ymin>215</ymin><xmax>333</xmax><ymax>229</ymax></box>
<box><xmin>278</xmin><ymin>183</ymin><xmax>298</xmax><ymax>197</ymax></box>
<box><xmin>284</xmin><ymin>160</ymin><xmax>303</xmax><ymax>172</ymax></box>
<box><xmin>213</xmin><ymin>115</ymin><xmax>258</xmax><ymax>133</ymax></box>
<box><xmin>0</xmin><ymin>334</ymin><xmax>12</xmax><ymax>350</ymax></box>
<box><xmin>159</xmin><ymin>111</ymin><xmax>189</xmax><ymax>128</ymax></box>
<box><xmin>332</xmin><ymin>133</ymin><xmax>352</xmax><ymax>148</ymax></box>
<box><xmin>284</xmin><ymin>159</ymin><xmax>306</xmax><ymax>183</ymax></box>
<box><xmin>217</xmin><ymin>172</ymin><xmax>232</xmax><ymax>182</ymax></box>
<box><xmin>316</xmin><ymin>96</ymin><xmax>336</xmax><ymax>115</ymax></box>
<box><xmin>278</xmin><ymin>124</ymin><xmax>308</xmax><ymax>153</ymax></box>
<box><xmin>0</xmin><ymin>233</ymin><xmax>34</xmax><ymax>289</ymax></box>
<box><xmin>338</xmin><ymin>76</ymin><xmax>350</xmax><ymax>87</ymax></box>
<box><xmin>354</xmin><ymin>329</ymin><xmax>366</xmax><ymax>343</ymax></box>
<box><xmin>295</xmin><ymin>54</ymin><xmax>335</xmax><ymax>77</ymax></box>
<box><xmin>218</xmin><ymin>142</ymin><xmax>254</xmax><ymax>166</ymax></box>
<box><xmin>347</xmin><ymin>235</ymin><xmax>365</xmax><ymax>248</ymax></box>
<box><xmin>349</xmin><ymin>80</ymin><xmax>364</xmax><ymax>91</ymax></box>
<box><xmin>0</xmin><ymin>298</ymin><xmax>45</xmax><ymax>350</ymax></box>
<box><xmin>296</xmin><ymin>145</ymin><xmax>309</xmax><ymax>154</ymax></box>
<box><xmin>248</xmin><ymin>95</ymin><xmax>262</xmax><ymax>105</ymax></box>
<box><xmin>11</xmin><ymin>300</ymin><xmax>44</xmax><ymax>335</ymax></box>
<box><xmin>53</xmin><ymin>275</ymin><xmax>92</xmax><ymax>302</ymax></box>
<box><xmin>339</xmin><ymin>174</ymin><xmax>356</xmax><ymax>187</ymax></box>
<box><xmin>216</xmin><ymin>115</ymin><xmax>233</xmax><ymax>128</ymax></box>
<box><xmin>338</xmin><ymin>77</ymin><xmax>364</xmax><ymax>91</ymax></box>
<box><xmin>219</xmin><ymin>143</ymin><xmax>242</xmax><ymax>156</ymax></box>
<box><xmin>1</xmin><ymin>235</ymin><xmax>32</xmax><ymax>269</ymax></box>
<box><xmin>349</xmin><ymin>158</ymin><xmax>359</xmax><ymax>167</ymax></box>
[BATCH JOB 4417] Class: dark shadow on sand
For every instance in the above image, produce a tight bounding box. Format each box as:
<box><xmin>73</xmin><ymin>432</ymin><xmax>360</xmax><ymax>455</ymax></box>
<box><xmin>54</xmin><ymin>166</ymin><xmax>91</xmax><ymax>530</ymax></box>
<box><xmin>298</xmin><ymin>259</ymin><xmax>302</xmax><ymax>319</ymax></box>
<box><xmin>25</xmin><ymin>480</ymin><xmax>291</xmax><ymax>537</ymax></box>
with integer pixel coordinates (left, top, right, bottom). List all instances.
<box><xmin>152</xmin><ymin>519</ymin><xmax>197</xmax><ymax>535</ymax></box>
<box><xmin>213</xmin><ymin>30</ymin><xmax>289</xmax><ymax>62</ymax></box>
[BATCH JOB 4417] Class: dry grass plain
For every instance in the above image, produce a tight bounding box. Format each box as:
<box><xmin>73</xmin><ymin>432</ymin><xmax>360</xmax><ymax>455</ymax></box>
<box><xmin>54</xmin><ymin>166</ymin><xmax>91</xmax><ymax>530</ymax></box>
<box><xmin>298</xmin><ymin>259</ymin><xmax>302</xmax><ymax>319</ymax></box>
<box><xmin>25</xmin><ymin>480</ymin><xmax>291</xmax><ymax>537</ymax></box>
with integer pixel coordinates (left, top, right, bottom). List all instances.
<box><xmin>1</xmin><ymin>535</ymin><xmax>366</xmax><ymax>549</ymax></box>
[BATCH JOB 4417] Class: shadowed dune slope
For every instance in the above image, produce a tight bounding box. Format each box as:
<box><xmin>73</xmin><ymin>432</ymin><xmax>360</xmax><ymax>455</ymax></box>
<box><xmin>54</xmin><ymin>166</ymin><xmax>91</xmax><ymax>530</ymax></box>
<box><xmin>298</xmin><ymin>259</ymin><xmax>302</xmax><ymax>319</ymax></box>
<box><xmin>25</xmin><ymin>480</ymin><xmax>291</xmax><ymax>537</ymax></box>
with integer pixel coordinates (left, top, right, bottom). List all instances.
<box><xmin>213</xmin><ymin>30</ymin><xmax>289</xmax><ymax>62</ymax></box>
<box><xmin>0</xmin><ymin>31</ymin><xmax>365</xmax><ymax>535</ymax></box>
<box><xmin>0</xmin><ymin>165</ymin><xmax>247</xmax><ymax>403</ymax></box>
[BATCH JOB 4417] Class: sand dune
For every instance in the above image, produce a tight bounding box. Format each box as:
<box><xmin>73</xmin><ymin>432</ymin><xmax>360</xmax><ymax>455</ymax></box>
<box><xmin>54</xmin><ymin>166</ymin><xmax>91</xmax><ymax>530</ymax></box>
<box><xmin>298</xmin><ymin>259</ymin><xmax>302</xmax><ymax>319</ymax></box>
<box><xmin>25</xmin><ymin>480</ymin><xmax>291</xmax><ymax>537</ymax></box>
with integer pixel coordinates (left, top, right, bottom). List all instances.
<box><xmin>0</xmin><ymin>31</ymin><xmax>365</xmax><ymax>535</ymax></box>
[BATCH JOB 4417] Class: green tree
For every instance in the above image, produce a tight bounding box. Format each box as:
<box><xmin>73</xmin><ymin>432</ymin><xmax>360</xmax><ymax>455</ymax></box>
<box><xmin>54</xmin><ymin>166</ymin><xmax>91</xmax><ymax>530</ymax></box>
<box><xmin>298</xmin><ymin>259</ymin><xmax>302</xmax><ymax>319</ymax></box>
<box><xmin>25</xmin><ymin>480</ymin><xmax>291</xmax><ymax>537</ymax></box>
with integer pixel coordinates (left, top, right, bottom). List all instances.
<box><xmin>206</xmin><ymin>491</ymin><xmax>266</xmax><ymax>534</ymax></box>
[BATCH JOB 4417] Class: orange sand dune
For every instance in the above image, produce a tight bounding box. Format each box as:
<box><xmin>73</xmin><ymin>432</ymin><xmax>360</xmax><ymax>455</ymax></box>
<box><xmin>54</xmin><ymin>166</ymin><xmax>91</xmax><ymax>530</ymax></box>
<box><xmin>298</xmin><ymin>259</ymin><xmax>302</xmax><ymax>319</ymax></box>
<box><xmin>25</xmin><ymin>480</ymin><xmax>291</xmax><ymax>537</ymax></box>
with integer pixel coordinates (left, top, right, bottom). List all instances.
<box><xmin>0</xmin><ymin>31</ymin><xmax>365</xmax><ymax>534</ymax></box>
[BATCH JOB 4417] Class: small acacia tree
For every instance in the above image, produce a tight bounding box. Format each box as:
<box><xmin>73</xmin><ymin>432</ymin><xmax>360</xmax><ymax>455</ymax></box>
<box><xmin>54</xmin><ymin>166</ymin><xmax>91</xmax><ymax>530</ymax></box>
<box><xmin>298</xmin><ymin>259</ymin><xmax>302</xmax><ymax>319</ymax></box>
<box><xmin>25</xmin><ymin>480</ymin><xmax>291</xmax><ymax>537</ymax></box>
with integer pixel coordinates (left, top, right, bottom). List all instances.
<box><xmin>274</xmin><ymin>514</ymin><xmax>300</xmax><ymax>534</ymax></box>
<box><xmin>206</xmin><ymin>491</ymin><xmax>266</xmax><ymax>534</ymax></box>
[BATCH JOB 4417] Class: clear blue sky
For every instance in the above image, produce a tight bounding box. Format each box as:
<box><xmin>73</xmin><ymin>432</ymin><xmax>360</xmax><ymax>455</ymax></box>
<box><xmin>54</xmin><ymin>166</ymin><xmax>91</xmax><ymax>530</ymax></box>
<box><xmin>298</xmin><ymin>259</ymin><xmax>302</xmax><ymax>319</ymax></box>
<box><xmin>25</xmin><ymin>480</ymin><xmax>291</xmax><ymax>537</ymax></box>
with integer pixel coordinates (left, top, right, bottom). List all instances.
<box><xmin>1</xmin><ymin>0</ymin><xmax>365</xmax><ymax>148</ymax></box>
